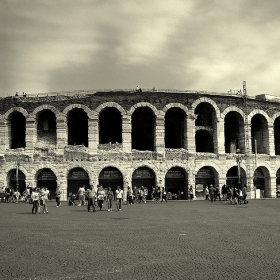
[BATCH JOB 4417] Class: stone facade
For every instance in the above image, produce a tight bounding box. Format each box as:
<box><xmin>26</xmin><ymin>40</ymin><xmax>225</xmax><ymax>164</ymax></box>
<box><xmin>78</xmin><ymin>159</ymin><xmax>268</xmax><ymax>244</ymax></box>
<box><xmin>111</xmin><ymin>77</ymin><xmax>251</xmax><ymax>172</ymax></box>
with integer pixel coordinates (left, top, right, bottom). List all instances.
<box><xmin>1</xmin><ymin>89</ymin><xmax>280</xmax><ymax>201</ymax></box>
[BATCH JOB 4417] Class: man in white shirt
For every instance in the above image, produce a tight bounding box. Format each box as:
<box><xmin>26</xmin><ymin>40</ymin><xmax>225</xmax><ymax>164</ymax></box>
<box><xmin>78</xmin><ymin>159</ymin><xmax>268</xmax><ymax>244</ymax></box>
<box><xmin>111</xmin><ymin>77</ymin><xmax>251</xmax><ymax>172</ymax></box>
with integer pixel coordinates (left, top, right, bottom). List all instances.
<box><xmin>115</xmin><ymin>186</ymin><xmax>123</xmax><ymax>211</ymax></box>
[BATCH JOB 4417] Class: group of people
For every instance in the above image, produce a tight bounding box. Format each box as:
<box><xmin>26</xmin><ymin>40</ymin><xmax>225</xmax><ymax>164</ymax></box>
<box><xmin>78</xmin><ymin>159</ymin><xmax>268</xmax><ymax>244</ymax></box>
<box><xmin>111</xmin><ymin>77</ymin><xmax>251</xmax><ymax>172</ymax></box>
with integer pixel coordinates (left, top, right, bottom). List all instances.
<box><xmin>205</xmin><ymin>184</ymin><xmax>248</xmax><ymax>205</ymax></box>
<box><xmin>0</xmin><ymin>186</ymin><xmax>31</xmax><ymax>203</ymax></box>
<box><xmin>30</xmin><ymin>187</ymin><xmax>51</xmax><ymax>214</ymax></box>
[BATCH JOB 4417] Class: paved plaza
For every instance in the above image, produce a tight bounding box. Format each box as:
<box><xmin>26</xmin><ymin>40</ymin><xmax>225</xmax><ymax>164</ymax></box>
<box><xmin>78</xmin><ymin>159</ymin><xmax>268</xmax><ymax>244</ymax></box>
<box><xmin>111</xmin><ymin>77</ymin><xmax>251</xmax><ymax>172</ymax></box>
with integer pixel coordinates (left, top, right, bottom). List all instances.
<box><xmin>1</xmin><ymin>199</ymin><xmax>280</xmax><ymax>280</ymax></box>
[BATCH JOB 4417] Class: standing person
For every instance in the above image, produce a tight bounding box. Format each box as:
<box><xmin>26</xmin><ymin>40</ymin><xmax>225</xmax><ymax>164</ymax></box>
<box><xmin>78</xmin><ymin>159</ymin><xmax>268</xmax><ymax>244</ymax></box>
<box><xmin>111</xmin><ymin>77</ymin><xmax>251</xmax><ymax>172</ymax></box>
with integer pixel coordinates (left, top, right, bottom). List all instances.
<box><xmin>127</xmin><ymin>186</ymin><xmax>133</xmax><ymax>205</ymax></box>
<box><xmin>107</xmin><ymin>187</ymin><xmax>114</xmax><ymax>211</ymax></box>
<box><xmin>227</xmin><ymin>186</ymin><xmax>233</xmax><ymax>204</ymax></box>
<box><xmin>97</xmin><ymin>186</ymin><xmax>105</xmax><ymax>211</ymax></box>
<box><xmin>115</xmin><ymin>186</ymin><xmax>123</xmax><ymax>211</ymax></box>
<box><xmin>41</xmin><ymin>187</ymin><xmax>49</xmax><ymax>214</ymax></box>
<box><xmin>151</xmin><ymin>186</ymin><xmax>155</xmax><ymax>202</ymax></box>
<box><xmin>161</xmin><ymin>188</ymin><xmax>168</xmax><ymax>203</ymax></box>
<box><xmin>222</xmin><ymin>184</ymin><xmax>227</xmax><ymax>202</ymax></box>
<box><xmin>209</xmin><ymin>184</ymin><xmax>215</xmax><ymax>202</ymax></box>
<box><xmin>205</xmin><ymin>186</ymin><xmax>209</xmax><ymax>200</ymax></box>
<box><xmin>242</xmin><ymin>184</ymin><xmax>248</xmax><ymax>204</ymax></box>
<box><xmin>87</xmin><ymin>185</ymin><xmax>96</xmax><ymax>212</ymax></box>
<box><xmin>5</xmin><ymin>186</ymin><xmax>11</xmax><ymax>203</ymax></box>
<box><xmin>55</xmin><ymin>185</ymin><xmax>61</xmax><ymax>207</ymax></box>
<box><xmin>77</xmin><ymin>185</ymin><xmax>86</xmax><ymax>206</ymax></box>
<box><xmin>189</xmin><ymin>185</ymin><xmax>194</xmax><ymax>201</ymax></box>
<box><xmin>139</xmin><ymin>186</ymin><xmax>146</xmax><ymax>203</ymax></box>
<box><xmin>215</xmin><ymin>186</ymin><xmax>221</xmax><ymax>201</ymax></box>
<box><xmin>31</xmin><ymin>188</ymin><xmax>40</xmax><ymax>214</ymax></box>
<box><xmin>14</xmin><ymin>189</ymin><xmax>20</xmax><ymax>203</ymax></box>
<box><xmin>133</xmin><ymin>186</ymin><xmax>137</xmax><ymax>204</ymax></box>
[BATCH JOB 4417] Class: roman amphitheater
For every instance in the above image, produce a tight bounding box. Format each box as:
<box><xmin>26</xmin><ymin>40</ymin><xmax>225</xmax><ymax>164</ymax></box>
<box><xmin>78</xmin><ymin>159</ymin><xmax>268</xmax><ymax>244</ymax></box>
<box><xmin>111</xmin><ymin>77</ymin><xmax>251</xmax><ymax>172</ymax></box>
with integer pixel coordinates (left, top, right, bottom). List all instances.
<box><xmin>1</xmin><ymin>88</ymin><xmax>280</xmax><ymax>201</ymax></box>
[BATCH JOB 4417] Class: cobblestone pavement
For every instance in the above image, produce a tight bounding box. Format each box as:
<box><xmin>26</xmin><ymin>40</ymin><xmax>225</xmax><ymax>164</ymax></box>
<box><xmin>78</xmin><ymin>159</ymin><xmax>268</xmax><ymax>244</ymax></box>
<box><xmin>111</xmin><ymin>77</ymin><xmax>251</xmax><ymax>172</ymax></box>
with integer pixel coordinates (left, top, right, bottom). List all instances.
<box><xmin>0</xmin><ymin>199</ymin><xmax>280</xmax><ymax>280</ymax></box>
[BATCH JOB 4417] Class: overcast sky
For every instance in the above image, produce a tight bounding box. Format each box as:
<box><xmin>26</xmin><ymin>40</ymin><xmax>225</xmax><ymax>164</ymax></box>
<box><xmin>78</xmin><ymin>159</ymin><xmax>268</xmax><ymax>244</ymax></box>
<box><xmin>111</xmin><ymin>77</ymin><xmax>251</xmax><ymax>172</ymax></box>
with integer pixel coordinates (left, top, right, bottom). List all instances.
<box><xmin>1</xmin><ymin>0</ymin><xmax>280</xmax><ymax>97</ymax></box>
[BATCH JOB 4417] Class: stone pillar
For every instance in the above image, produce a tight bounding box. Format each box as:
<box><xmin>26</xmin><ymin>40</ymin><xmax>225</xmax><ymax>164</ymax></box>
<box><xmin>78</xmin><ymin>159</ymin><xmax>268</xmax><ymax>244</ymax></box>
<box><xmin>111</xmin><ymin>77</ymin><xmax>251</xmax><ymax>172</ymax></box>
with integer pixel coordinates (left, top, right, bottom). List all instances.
<box><xmin>122</xmin><ymin>115</ymin><xmax>131</xmax><ymax>153</ymax></box>
<box><xmin>189</xmin><ymin>172</ymin><xmax>196</xmax><ymax>199</ymax></box>
<box><xmin>0</xmin><ymin>119</ymin><xmax>8</xmax><ymax>154</ymax></box>
<box><xmin>155</xmin><ymin>114</ymin><xmax>165</xmax><ymax>154</ymax></box>
<box><xmin>56</xmin><ymin>116</ymin><xmax>67</xmax><ymax>154</ymax></box>
<box><xmin>186</xmin><ymin>114</ymin><xmax>196</xmax><ymax>153</ymax></box>
<box><xmin>267</xmin><ymin>176</ymin><xmax>276</xmax><ymax>198</ymax></box>
<box><xmin>267</xmin><ymin>124</ymin><xmax>275</xmax><ymax>156</ymax></box>
<box><xmin>25</xmin><ymin>117</ymin><xmax>36</xmax><ymax>155</ymax></box>
<box><xmin>216</xmin><ymin>118</ymin><xmax>225</xmax><ymax>154</ymax></box>
<box><xmin>88</xmin><ymin>116</ymin><xmax>98</xmax><ymax>155</ymax></box>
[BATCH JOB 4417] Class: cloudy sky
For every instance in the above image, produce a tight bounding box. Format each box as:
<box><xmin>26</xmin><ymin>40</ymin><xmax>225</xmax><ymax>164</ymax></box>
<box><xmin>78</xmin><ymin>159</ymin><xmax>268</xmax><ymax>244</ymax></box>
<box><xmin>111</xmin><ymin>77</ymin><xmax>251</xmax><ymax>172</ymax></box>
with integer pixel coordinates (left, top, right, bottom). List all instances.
<box><xmin>1</xmin><ymin>0</ymin><xmax>280</xmax><ymax>97</ymax></box>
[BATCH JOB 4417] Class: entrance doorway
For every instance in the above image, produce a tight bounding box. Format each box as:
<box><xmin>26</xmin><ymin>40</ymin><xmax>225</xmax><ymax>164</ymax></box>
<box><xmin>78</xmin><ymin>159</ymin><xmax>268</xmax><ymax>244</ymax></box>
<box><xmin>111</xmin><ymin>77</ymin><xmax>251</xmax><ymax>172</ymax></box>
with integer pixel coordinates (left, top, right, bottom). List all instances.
<box><xmin>37</xmin><ymin>169</ymin><xmax>57</xmax><ymax>199</ymax></box>
<box><xmin>9</xmin><ymin>169</ymin><xmax>26</xmax><ymax>194</ymax></box>
<box><xmin>165</xmin><ymin>167</ymin><xmax>187</xmax><ymax>200</ymax></box>
<box><xmin>67</xmin><ymin>168</ymin><xmax>89</xmax><ymax>197</ymax></box>
<box><xmin>99</xmin><ymin>167</ymin><xmax>123</xmax><ymax>194</ymax></box>
<box><xmin>195</xmin><ymin>167</ymin><xmax>216</xmax><ymax>199</ymax></box>
<box><xmin>132</xmin><ymin>167</ymin><xmax>155</xmax><ymax>199</ymax></box>
<box><xmin>226</xmin><ymin>166</ymin><xmax>246</xmax><ymax>188</ymax></box>
<box><xmin>254</xmin><ymin>168</ymin><xmax>265</xmax><ymax>198</ymax></box>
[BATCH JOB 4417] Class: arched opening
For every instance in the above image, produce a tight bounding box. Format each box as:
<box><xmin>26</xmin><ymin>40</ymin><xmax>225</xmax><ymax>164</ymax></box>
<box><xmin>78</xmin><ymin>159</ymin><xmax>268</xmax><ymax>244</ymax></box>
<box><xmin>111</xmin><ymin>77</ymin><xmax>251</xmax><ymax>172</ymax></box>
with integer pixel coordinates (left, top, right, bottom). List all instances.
<box><xmin>224</xmin><ymin>112</ymin><xmax>245</xmax><ymax>153</ymax></box>
<box><xmin>195</xmin><ymin>102</ymin><xmax>214</xmax><ymax>126</ymax></box>
<box><xmin>36</xmin><ymin>168</ymin><xmax>57</xmax><ymax>199</ymax></box>
<box><xmin>9</xmin><ymin>112</ymin><xmax>26</xmax><ymax>149</ymax></box>
<box><xmin>132</xmin><ymin>167</ymin><xmax>156</xmax><ymax>199</ymax></box>
<box><xmin>99</xmin><ymin>167</ymin><xmax>123</xmax><ymax>194</ymax></box>
<box><xmin>251</xmin><ymin>114</ymin><xmax>269</xmax><ymax>154</ymax></box>
<box><xmin>253</xmin><ymin>167</ymin><xmax>271</xmax><ymax>198</ymax></box>
<box><xmin>67</xmin><ymin>168</ymin><xmax>89</xmax><ymax>197</ymax></box>
<box><xmin>274</xmin><ymin>117</ymin><xmax>280</xmax><ymax>155</ymax></box>
<box><xmin>36</xmin><ymin>110</ymin><xmax>57</xmax><ymax>146</ymax></box>
<box><xmin>226</xmin><ymin>166</ymin><xmax>247</xmax><ymax>187</ymax></box>
<box><xmin>276</xmin><ymin>169</ymin><xmax>280</xmax><ymax>197</ymax></box>
<box><xmin>165</xmin><ymin>167</ymin><xmax>188</xmax><ymax>200</ymax></box>
<box><xmin>99</xmin><ymin>108</ymin><xmax>122</xmax><ymax>144</ymax></box>
<box><xmin>68</xmin><ymin>109</ymin><xmax>88</xmax><ymax>146</ymax></box>
<box><xmin>8</xmin><ymin>169</ymin><xmax>26</xmax><ymax>194</ymax></box>
<box><xmin>132</xmin><ymin>107</ymin><xmax>155</xmax><ymax>151</ymax></box>
<box><xmin>195</xmin><ymin>130</ymin><xmax>214</xmax><ymax>153</ymax></box>
<box><xmin>195</xmin><ymin>167</ymin><xmax>217</xmax><ymax>199</ymax></box>
<box><xmin>165</xmin><ymin>108</ymin><xmax>186</xmax><ymax>148</ymax></box>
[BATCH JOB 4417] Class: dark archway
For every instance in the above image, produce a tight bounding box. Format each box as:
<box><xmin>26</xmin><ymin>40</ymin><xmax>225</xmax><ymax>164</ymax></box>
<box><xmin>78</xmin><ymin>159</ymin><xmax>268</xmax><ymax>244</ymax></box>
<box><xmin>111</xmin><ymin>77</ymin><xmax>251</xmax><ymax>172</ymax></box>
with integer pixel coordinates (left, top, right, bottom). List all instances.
<box><xmin>251</xmin><ymin>114</ymin><xmax>269</xmax><ymax>154</ymax></box>
<box><xmin>9</xmin><ymin>112</ymin><xmax>26</xmax><ymax>149</ymax></box>
<box><xmin>9</xmin><ymin>169</ymin><xmax>26</xmax><ymax>194</ymax></box>
<box><xmin>195</xmin><ymin>130</ymin><xmax>214</xmax><ymax>152</ymax></box>
<box><xmin>68</xmin><ymin>109</ymin><xmax>88</xmax><ymax>146</ymax></box>
<box><xmin>132</xmin><ymin>108</ymin><xmax>155</xmax><ymax>151</ymax></box>
<box><xmin>226</xmin><ymin>166</ymin><xmax>247</xmax><ymax>187</ymax></box>
<box><xmin>165</xmin><ymin>108</ymin><xmax>186</xmax><ymax>148</ymax></box>
<box><xmin>37</xmin><ymin>110</ymin><xmax>57</xmax><ymax>145</ymax></box>
<box><xmin>99</xmin><ymin>167</ymin><xmax>123</xmax><ymax>194</ymax></box>
<box><xmin>37</xmin><ymin>168</ymin><xmax>57</xmax><ymax>199</ymax></box>
<box><xmin>99</xmin><ymin>108</ymin><xmax>122</xmax><ymax>144</ymax></box>
<box><xmin>132</xmin><ymin>167</ymin><xmax>156</xmax><ymax>199</ymax></box>
<box><xmin>274</xmin><ymin>117</ymin><xmax>280</xmax><ymax>155</ymax></box>
<box><xmin>165</xmin><ymin>167</ymin><xmax>188</xmax><ymax>200</ymax></box>
<box><xmin>224</xmin><ymin>112</ymin><xmax>245</xmax><ymax>153</ymax></box>
<box><xmin>67</xmin><ymin>168</ymin><xmax>89</xmax><ymax>197</ymax></box>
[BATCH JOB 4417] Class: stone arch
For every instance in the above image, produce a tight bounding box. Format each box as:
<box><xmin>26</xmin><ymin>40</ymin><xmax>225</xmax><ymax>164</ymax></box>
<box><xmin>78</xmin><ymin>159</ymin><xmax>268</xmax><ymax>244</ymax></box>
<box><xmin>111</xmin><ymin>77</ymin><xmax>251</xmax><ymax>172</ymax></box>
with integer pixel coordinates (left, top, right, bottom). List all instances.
<box><xmin>30</xmin><ymin>105</ymin><xmax>61</xmax><ymax>119</ymax></box>
<box><xmin>96</xmin><ymin>164</ymin><xmax>126</xmax><ymax>180</ymax></box>
<box><xmin>65</xmin><ymin>164</ymin><xmax>94</xmax><ymax>183</ymax></box>
<box><xmin>128</xmin><ymin>102</ymin><xmax>159</xmax><ymax>116</ymax></box>
<box><xmin>95</xmin><ymin>102</ymin><xmax>126</xmax><ymax>116</ymax></box>
<box><xmin>32</xmin><ymin>164</ymin><xmax>60</xmax><ymax>181</ymax></box>
<box><xmin>253</xmin><ymin>165</ymin><xmax>271</xmax><ymax>198</ymax></box>
<box><xmin>162</xmin><ymin>103</ymin><xmax>188</xmax><ymax>115</ymax></box>
<box><xmin>271</xmin><ymin>112</ymin><xmax>280</xmax><ymax>123</ymax></box>
<box><xmin>193</xmin><ymin>163</ymin><xmax>220</xmax><ymax>176</ymax></box>
<box><xmin>221</xmin><ymin>106</ymin><xmax>245</xmax><ymax>120</ymax></box>
<box><xmin>63</xmin><ymin>104</ymin><xmax>93</xmax><ymax>118</ymax></box>
<box><xmin>191</xmin><ymin>97</ymin><xmax>220</xmax><ymax>117</ymax></box>
<box><xmin>248</xmin><ymin>110</ymin><xmax>272</xmax><ymax>126</ymax></box>
<box><xmin>5</xmin><ymin>165</ymin><xmax>29</xmax><ymax>181</ymax></box>
<box><xmin>4</xmin><ymin>107</ymin><xmax>29</xmax><ymax>119</ymax></box>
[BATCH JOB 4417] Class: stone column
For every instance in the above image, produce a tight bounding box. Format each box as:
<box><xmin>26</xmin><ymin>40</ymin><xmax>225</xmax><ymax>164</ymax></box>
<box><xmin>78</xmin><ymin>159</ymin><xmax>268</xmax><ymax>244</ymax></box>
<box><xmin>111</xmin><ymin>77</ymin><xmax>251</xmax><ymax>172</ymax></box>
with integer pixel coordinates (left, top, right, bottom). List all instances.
<box><xmin>267</xmin><ymin>176</ymin><xmax>276</xmax><ymax>198</ymax></box>
<box><xmin>267</xmin><ymin>124</ymin><xmax>275</xmax><ymax>156</ymax></box>
<box><xmin>186</xmin><ymin>114</ymin><xmax>196</xmax><ymax>153</ymax></box>
<box><xmin>215</xmin><ymin>118</ymin><xmax>225</xmax><ymax>154</ymax></box>
<box><xmin>0</xmin><ymin>119</ymin><xmax>8</xmax><ymax>154</ymax></box>
<box><xmin>155</xmin><ymin>114</ymin><xmax>165</xmax><ymax>154</ymax></box>
<box><xmin>122</xmin><ymin>115</ymin><xmax>131</xmax><ymax>153</ymax></box>
<box><xmin>56</xmin><ymin>116</ymin><xmax>67</xmax><ymax>154</ymax></box>
<box><xmin>25</xmin><ymin>117</ymin><xmax>36</xmax><ymax>155</ymax></box>
<box><xmin>88</xmin><ymin>116</ymin><xmax>98</xmax><ymax>155</ymax></box>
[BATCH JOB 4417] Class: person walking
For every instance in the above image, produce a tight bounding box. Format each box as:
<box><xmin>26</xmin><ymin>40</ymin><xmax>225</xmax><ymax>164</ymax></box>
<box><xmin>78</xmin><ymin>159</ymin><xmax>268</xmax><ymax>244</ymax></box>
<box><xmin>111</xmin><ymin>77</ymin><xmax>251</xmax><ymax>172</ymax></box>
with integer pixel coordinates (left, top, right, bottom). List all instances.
<box><xmin>31</xmin><ymin>188</ymin><xmax>40</xmax><ymax>214</ymax></box>
<box><xmin>86</xmin><ymin>185</ymin><xmax>96</xmax><ymax>212</ymax></box>
<box><xmin>5</xmin><ymin>186</ymin><xmax>11</xmax><ymax>203</ymax></box>
<box><xmin>41</xmin><ymin>187</ymin><xmax>49</xmax><ymax>214</ymax></box>
<box><xmin>55</xmin><ymin>185</ymin><xmax>61</xmax><ymax>207</ymax></box>
<box><xmin>161</xmin><ymin>188</ymin><xmax>168</xmax><ymax>202</ymax></box>
<box><xmin>133</xmin><ymin>186</ymin><xmax>138</xmax><ymax>204</ymax></box>
<box><xmin>242</xmin><ymin>184</ymin><xmax>248</xmax><ymax>204</ymax></box>
<box><xmin>77</xmin><ymin>185</ymin><xmax>86</xmax><ymax>206</ymax></box>
<box><xmin>189</xmin><ymin>185</ymin><xmax>194</xmax><ymax>201</ymax></box>
<box><xmin>107</xmin><ymin>187</ymin><xmax>114</xmax><ymax>211</ymax></box>
<box><xmin>127</xmin><ymin>186</ymin><xmax>133</xmax><ymax>205</ymax></box>
<box><xmin>115</xmin><ymin>186</ymin><xmax>123</xmax><ymax>211</ymax></box>
<box><xmin>209</xmin><ymin>184</ymin><xmax>215</xmax><ymax>202</ymax></box>
<box><xmin>205</xmin><ymin>186</ymin><xmax>209</xmax><ymax>200</ymax></box>
<box><xmin>97</xmin><ymin>186</ymin><xmax>105</xmax><ymax>211</ymax></box>
<box><xmin>215</xmin><ymin>186</ymin><xmax>221</xmax><ymax>201</ymax></box>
